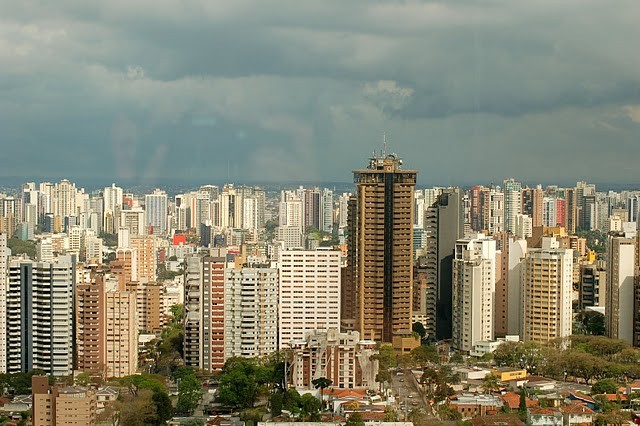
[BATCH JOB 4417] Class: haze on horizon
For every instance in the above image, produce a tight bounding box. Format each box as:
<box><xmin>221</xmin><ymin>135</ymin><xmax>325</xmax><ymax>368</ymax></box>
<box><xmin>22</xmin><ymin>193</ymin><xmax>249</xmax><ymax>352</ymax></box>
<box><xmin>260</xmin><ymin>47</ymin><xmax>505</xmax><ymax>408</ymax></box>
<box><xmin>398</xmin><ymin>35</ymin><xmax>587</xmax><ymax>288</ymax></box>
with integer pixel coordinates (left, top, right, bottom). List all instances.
<box><xmin>1</xmin><ymin>1</ymin><xmax>639</xmax><ymax>186</ymax></box>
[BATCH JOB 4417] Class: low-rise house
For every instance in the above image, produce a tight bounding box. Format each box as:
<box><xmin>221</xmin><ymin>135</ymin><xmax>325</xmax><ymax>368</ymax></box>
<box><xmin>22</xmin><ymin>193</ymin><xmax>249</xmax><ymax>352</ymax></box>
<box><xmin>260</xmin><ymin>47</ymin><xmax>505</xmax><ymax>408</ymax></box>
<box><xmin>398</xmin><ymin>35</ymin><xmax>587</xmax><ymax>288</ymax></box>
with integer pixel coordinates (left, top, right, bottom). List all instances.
<box><xmin>501</xmin><ymin>391</ymin><xmax>538</xmax><ymax>411</ymax></box>
<box><xmin>96</xmin><ymin>386</ymin><xmax>120</xmax><ymax>412</ymax></box>
<box><xmin>449</xmin><ymin>393</ymin><xmax>503</xmax><ymax>419</ymax></box>
<box><xmin>527</xmin><ymin>407</ymin><xmax>563</xmax><ymax>426</ymax></box>
<box><xmin>563</xmin><ymin>392</ymin><xmax>596</xmax><ymax>411</ymax></box>
<box><xmin>537</xmin><ymin>393</ymin><xmax>565</xmax><ymax>408</ymax></box>
<box><xmin>561</xmin><ymin>403</ymin><xmax>595</xmax><ymax>425</ymax></box>
<box><xmin>524</xmin><ymin>376</ymin><xmax>557</xmax><ymax>393</ymax></box>
<box><xmin>323</xmin><ymin>389</ymin><xmax>369</xmax><ymax>413</ymax></box>
<box><xmin>454</xmin><ymin>367</ymin><xmax>491</xmax><ymax>382</ymax></box>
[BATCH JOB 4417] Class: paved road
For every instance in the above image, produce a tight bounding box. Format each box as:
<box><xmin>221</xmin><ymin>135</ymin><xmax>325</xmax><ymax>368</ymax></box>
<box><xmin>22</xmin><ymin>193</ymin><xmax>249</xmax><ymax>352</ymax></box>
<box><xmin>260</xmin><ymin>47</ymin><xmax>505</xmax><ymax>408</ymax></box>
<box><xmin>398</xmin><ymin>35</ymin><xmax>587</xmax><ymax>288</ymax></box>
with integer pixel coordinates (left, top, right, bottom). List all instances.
<box><xmin>390</xmin><ymin>369</ymin><xmax>434</xmax><ymax>419</ymax></box>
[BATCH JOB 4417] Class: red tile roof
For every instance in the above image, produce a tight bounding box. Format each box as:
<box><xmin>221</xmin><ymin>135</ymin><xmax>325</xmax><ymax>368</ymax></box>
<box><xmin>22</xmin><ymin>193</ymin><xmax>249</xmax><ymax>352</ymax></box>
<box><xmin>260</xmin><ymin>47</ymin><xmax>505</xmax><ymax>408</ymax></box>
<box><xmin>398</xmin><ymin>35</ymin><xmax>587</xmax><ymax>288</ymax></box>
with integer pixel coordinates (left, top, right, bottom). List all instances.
<box><xmin>501</xmin><ymin>392</ymin><xmax>538</xmax><ymax>410</ymax></box>
<box><xmin>529</xmin><ymin>407</ymin><xmax>561</xmax><ymax>416</ymax></box>
<box><xmin>561</xmin><ymin>404</ymin><xmax>595</xmax><ymax>415</ymax></box>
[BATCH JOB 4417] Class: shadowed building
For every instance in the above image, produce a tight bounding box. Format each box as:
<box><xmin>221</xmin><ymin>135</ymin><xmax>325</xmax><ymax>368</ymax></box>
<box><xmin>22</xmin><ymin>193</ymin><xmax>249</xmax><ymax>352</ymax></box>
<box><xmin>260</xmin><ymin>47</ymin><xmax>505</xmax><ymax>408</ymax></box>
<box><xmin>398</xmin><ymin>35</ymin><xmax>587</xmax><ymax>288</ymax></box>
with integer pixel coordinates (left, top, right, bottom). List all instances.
<box><xmin>345</xmin><ymin>152</ymin><xmax>416</xmax><ymax>345</ymax></box>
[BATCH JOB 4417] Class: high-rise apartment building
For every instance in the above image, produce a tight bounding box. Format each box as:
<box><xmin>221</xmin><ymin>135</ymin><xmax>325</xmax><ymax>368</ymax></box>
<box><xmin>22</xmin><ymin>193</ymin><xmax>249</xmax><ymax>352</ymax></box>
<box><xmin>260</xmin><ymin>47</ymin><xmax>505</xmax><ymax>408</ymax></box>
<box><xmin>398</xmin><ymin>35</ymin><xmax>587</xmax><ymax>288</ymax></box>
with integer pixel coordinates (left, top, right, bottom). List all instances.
<box><xmin>482</xmin><ymin>188</ymin><xmax>504</xmax><ymax>235</ymax></box>
<box><xmin>120</xmin><ymin>208</ymin><xmax>145</xmax><ymax>237</ymax></box>
<box><xmin>522</xmin><ymin>186</ymin><xmax>544</xmax><ymax>228</ymax></box>
<box><xmin>76</xmin><ymin>273</ymin><xmax>138</xmax><ymax>378</ymax></box>
<box><xmin>321</xmin><ymin>188</ymin><xmax>334</xmax><ymax>233</ymax></box>
<box><xmin>424</xmin><ymin>188</ymin><xmax>464</xmax><ymax>340</ymax></box>
<box><xmin>144</xmin><ymin>189</ymin><xmax>168</xmax><ymax>235</ymax></box>
<box><xmin>452</xmin><ymin>235</ymin><xmax>496</xmax><ymax>352</ymax></box>
<box><xmin>224</xmin><ymin>264</ymin><xmax>278</xmax><ymax>359</ymax></box>
<box><xmin>345</xmin><ymin>153</ymin><xmax>416</xmax><ymax>343</ymax></box>
<box><xmin>605</xmin><ymin>232</ymin><xmax>637</xmax><ymax>345</ymax></box>
<box><xmin>515</xmin><ymin>214</ymin><xmax>532</xmax><ymax>239</ymax></box>
<box><xmin>7</xmin><ymin>258</ymin><xmax>74</xmax><ymax>376</ymax></box>
<box><xmin>184</xmin><ymin>250</ymin><xmax>227</xmax><ymax>373</ymax></box>
<box><xmin>278</xmin><ymin>249</ymin><xmax>341</xmax><ymax>347</ymax></box>
<box><xmin>522</xmin><ymin>238</ymin><xmax>573</xmax><ymax>343</ymax></box>
<box><xmin>504</xmin><ymin>178</ymin><xmax>522</xmax><ymax>234</ymax></box>
<box><xmin>579</xmin><ymin>262</ymin><xmax>606</xmax><ymax>310</ymax></box>
<box><xmin>0</xmin><ymin>234</ymin><xmax>8</xmax><ymax>373</ymax></box>
<box><xmin>129</xmin><ymin>235</ymin><xmax>157</xmax><ymax>283</ymax></box>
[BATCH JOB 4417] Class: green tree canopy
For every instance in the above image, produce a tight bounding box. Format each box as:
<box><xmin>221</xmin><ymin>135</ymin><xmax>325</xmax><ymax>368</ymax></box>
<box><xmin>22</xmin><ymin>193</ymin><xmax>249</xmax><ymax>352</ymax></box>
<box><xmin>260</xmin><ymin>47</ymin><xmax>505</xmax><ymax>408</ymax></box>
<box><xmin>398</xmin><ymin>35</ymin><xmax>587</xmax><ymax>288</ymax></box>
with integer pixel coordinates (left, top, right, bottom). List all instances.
<box><xmin>176</xmin><ymin>368</ymin><xmax>201</xmax><ymax>415</ymax></box>
<box><xmin>592</xmin><ymin>379</ymin><xmax>618</xmax><ymax>395</ymax></box>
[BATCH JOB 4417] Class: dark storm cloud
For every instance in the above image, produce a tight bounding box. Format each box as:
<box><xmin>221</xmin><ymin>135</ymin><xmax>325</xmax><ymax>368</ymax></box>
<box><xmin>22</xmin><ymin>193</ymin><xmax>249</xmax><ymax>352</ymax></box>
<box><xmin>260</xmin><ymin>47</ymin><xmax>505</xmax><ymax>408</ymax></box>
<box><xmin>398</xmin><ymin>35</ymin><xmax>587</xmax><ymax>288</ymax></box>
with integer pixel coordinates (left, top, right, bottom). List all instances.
<box><xmin>0</xmin><ymin>0</ymin><xmax>639</xmax><ymax>184</ymax></box>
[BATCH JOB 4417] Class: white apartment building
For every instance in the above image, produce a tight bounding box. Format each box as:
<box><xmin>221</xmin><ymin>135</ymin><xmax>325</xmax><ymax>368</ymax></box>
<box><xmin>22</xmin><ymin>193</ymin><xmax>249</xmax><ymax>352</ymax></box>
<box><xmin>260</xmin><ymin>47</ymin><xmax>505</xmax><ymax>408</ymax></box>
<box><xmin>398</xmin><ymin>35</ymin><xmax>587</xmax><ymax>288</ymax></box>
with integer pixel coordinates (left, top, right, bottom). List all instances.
<box><xmin>6</xmin><ymin>257</ymin><xmax>75</xmax><ymax>376</ymax></box>
<box><xmin>507</xmin><ymin>238</ymin><xmax>527</xmax><ymax>336</ymax></box>
<box><xmin>452</xmin><ymin>235</ymin><xmax>496</xmax><ymax>352</ymax></box>
<box><xmin>144</xmin><ymin>189</ymin><xmax>168</xmax><ymax>235</ymax></box>
<box><xmin>276</xmin><ymin>226</ymin><xmax>303</xmax><ymax>250</ymax></box>
<box><xmin>515</xmin><ymin>214</ymin><xmax>532</xmax><ymax>239</ymax></box>
<box><xmin>0</xmin><ymin>234</ymin><xmax>8</xmax><ymax>373</ymax></box>
<box><xmin>605</xmin><ymin>232</ymin><xmax>637</xmax><ymax>344</ymax></box>
<box><xmin>120</xmin><ymin>208</ymin><xmax>145</xmax><ymax>236</ymax></box>
<box><xmin>543</xmin><ymin>197</ymin><xmax>558</xmax><ymax>227</ymax></box>
<box><xmin>278</xmin><ymin>249</ymin><xmax>341</xmax><ymax>348</ymax></box>
<box><xmin>522</xmin><ymin>238</ymin><xmax>573</xmax><ymax>343</ymax></box>
<box><xmin>487</xmin><ymin>190</ymin><xmax>504</xmax><ymax>235</ymax></box>
<box><xmin>224</xmin><ymin>265</ymin><xmax>278</xmax><ymax>359</ymax></box>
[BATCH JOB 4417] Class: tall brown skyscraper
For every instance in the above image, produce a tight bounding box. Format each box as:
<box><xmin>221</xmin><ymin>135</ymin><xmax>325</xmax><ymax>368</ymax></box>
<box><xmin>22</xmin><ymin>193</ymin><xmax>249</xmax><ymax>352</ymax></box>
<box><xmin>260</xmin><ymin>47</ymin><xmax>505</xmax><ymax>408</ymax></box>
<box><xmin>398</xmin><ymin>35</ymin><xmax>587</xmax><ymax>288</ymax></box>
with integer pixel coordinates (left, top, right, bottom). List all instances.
<box><xmin>345</xmin><ymin>152</ymin><xmax>416</xmax><ymax>344</ymax></box>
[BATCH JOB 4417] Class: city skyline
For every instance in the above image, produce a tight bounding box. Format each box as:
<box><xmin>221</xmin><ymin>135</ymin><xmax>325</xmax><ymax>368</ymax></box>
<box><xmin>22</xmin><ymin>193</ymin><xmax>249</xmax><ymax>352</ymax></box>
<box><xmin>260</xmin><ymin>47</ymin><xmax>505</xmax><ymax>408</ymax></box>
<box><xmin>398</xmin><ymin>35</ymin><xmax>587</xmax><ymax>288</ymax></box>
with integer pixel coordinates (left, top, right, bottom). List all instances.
<box><xmin>1</xmin><ymin>1</ymin><xmax>639</xmax><ymax>184</ymax></box>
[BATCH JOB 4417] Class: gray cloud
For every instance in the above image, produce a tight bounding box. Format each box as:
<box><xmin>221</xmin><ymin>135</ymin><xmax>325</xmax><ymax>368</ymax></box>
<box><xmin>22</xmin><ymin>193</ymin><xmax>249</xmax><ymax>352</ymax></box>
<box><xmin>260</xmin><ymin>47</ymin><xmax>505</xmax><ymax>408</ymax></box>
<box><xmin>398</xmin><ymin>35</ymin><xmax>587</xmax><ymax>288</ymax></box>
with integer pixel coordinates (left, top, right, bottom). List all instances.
<box><xmin>0</xmin><ymin>0</ymin><xmax>639</xmax><ymax>185</ymax></box>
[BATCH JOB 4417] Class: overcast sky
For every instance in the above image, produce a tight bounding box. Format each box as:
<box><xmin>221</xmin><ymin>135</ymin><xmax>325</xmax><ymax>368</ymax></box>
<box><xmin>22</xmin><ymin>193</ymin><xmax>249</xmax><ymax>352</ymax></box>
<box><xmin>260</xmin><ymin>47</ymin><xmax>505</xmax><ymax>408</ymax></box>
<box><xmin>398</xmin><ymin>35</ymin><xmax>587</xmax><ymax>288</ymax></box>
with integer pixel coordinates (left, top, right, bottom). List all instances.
<box><xmin>1</xmin><ymin>1</ymin><xmax>639</xmax><ymax>186</ymax></box>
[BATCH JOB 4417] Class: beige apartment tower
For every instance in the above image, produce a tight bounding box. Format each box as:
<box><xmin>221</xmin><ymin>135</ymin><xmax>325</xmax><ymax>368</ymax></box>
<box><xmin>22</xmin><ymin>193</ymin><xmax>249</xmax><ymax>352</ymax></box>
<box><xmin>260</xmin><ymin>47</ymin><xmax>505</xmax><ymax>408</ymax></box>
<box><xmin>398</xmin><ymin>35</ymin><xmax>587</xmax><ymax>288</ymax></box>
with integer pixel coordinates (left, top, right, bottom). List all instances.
<box><xmin>522</xmin><ymin>238</ymin><xmax>573</xmax><ymax>343</ymax></box>
<box><xmin>32</xmin><ymin>376</ymin><xmax>97</xmax><ymax>426</ymax></box>
<box><xmin>76</xmin><ymin>273</ymin><xmax>138</xmax><ymax>378</ymax></box>
<box><xmin>346</xmin><ymin>152</ymin><xmax>416</xmax><ymax>343</ymax></box>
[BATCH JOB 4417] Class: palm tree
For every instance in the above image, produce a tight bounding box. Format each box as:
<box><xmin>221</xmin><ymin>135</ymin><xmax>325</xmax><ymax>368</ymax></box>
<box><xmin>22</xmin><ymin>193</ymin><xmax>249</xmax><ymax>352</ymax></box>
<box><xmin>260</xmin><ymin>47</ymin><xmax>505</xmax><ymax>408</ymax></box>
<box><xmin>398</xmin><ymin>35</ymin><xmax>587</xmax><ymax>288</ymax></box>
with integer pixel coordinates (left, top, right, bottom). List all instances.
<box><xmin>312</xmin><ymin>377</ymin><xmax>333</xmax><ymax>408</ymax></box>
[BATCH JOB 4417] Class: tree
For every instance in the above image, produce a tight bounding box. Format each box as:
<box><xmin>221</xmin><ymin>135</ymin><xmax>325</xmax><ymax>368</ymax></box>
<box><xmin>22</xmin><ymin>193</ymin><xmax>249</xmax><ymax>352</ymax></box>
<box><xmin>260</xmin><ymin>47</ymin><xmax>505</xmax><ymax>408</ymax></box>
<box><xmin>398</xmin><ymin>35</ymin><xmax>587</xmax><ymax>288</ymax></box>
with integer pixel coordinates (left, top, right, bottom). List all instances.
<box><xmin>413</xmin><ymin>322</ymin><xmax>427</xmax><ymax>340</ymax></box>
<box><xmin>345</xmin><ymin>412</ymin><xmax>365</xmax><ymax>426</ymax></box>
<box><xmin>482</xmin><ymin>374</ymin><xmax>500</xmax><ymax>394</ymax></box>
<box><xmin>113</xmin><ymin>389</ymin><xmax>159</xmax><ymax>426</ymax></box>
<box><xmin>300</xmin><ymin>393</ymin><xmax>322</xmax><ymax>421</ymax></box>
<box><xmin>117</xmin><ymin>373</ymin><xmax>172</xmax><ymax>425</ymax></box>
<box><xmin>217</xmin><ymin>357</ymin><xmax>272</xmax><ymax>409</ymax></box>
<box><xmin>384</xmin><ymin>406</ymin><xmax>399</xmax><ymax>421</ymax></box>
<box><xmin>411</xmin><ymin>345</ymin><xmax>438</xmax><ymax>366</ymax></box>
<box><xmin>270</xmin><ymin>392</ymin><xmax>283</xmax><ymax>416</ymax></box>
<box><xmin>75</xmin><ymin>372</ymin><xmax>91</xmax><ymax>387</ymax></box>
<box><xmin>519</xmin><ymin>388</ymin><xmax>527</xmax><ymax>413</ymax></box>
<box><xmin>592</xmin><ymin>379</ymin><xmax>618</xmax><ymax>395</ymax></box>
<box><xmin>312</xmin><ymin>377</ymin><xmax>332</xmax><ymax>406</ymax></box>
<box><xmin>176</xmin><ymin>370</ymin><xmax>201</xmax><ymax>415</ymax></box>
<box><xmin>576</xmin><ymin>311</ymin><xmax>606</xmax><ymax>336</ymax></box>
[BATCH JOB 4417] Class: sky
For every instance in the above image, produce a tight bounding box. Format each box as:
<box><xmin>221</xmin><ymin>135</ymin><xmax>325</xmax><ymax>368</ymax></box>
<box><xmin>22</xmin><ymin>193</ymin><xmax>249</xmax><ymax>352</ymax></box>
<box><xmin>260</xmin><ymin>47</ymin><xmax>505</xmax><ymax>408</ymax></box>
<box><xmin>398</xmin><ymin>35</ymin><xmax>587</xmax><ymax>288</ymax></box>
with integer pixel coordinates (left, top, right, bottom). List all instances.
<box><xmin>1</xmin><ymin>1</ymin><xmax>639</xmax><ymax>187</ymax></box>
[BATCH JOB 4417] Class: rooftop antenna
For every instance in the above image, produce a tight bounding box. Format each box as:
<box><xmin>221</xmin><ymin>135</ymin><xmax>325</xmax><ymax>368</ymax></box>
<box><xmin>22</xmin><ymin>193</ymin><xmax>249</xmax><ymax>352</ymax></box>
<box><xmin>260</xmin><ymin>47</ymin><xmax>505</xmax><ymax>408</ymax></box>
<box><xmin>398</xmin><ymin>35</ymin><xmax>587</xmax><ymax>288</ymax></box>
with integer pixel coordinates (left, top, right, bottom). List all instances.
<box><xmin>383</xmin><ymin>132</ymin><xmax>387</xmax><ymax>156</ymax></box>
